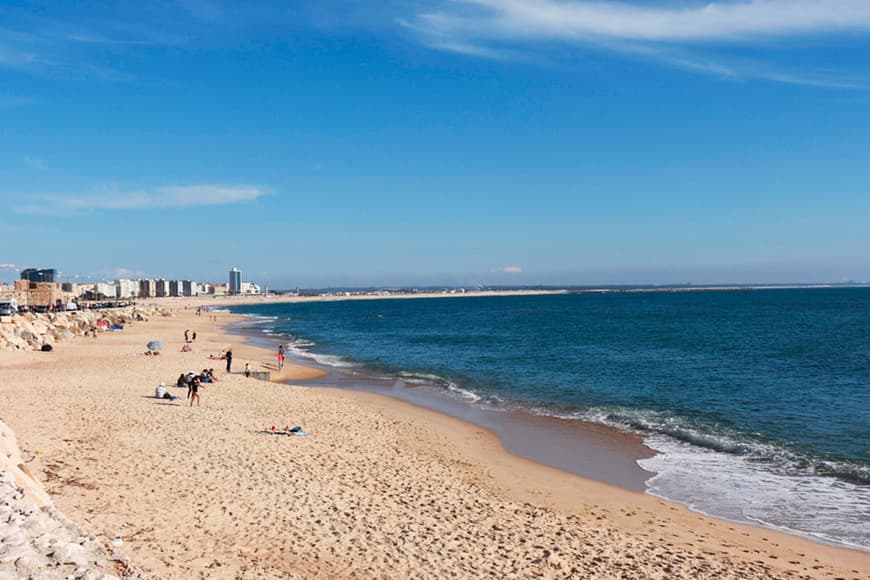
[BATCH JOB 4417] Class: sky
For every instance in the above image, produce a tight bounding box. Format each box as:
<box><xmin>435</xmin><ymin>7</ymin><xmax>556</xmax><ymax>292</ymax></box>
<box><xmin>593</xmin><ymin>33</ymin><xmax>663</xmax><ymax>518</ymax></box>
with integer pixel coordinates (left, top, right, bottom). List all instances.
<box><xmin>2</xmin><ymin>0</ymin><xmax>870</xmax><ymax>288</ymax></box>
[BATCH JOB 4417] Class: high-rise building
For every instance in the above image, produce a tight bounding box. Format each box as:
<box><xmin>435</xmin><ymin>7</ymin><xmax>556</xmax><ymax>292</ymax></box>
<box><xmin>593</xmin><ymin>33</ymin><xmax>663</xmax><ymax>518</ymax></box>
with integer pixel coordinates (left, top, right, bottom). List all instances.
<box><xmin>20</xmin><ymin>268</ymin><xmax>56</xmax><ymax>283</ymax></box>
<box><xmin>229</xmin><ymin>268</ymin><xmax>241</xmax><ymax>295</ymax></box>
<box><xmin>155</xmin><ymin>279</ymin><xmax>170</xmax><ymax>297</ymax></box>
<box><xmin>181</xmin><ymin>280</ymin><xmax>198</xmax><ymax>297</ymax></box>
<box><xmin>117</xmin><ymin>279</ymin><xmax>138</xmax><ymax>298</ymax></box>
<box><xmin>138</xmin><ymin>279</ymin><xmax>157</xmax><ymax>298</ymax></box>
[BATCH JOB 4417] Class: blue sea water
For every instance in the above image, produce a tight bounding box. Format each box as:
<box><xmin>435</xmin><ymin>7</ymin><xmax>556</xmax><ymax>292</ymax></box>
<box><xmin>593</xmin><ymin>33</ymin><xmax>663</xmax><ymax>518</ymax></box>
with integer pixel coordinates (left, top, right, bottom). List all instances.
<box><xmin>230</xmin><ymin>288</ymin><xmax>870</xmax><ymax>550</ymax></box>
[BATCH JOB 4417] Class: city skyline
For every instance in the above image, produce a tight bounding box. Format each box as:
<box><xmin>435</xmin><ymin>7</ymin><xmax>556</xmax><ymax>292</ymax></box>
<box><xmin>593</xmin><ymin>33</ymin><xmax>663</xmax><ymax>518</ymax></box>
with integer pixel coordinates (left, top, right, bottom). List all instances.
<box><xmin>2</xmin><ymin>1</ymin><xmax>869</xmax><ymax>287</ymax></box>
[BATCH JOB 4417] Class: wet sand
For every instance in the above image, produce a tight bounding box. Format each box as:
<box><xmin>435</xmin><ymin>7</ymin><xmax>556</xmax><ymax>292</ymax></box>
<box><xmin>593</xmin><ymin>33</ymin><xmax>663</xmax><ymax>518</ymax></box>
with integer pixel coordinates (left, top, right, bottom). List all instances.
<box><xmin>1</xmin><ymin>306</ymin><xmax>868</xmax><ymax>578</ymax></box>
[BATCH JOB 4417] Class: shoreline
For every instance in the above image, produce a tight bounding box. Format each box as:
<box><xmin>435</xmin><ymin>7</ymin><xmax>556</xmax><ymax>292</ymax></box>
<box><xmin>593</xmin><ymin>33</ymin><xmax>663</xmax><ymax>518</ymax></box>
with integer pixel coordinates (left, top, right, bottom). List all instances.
<box><xmin>232</xmin><ymin>316</ymin><xmax>655</xmax><ymax>491</ymax></box>
<box><xmin>228</xmin><ymin>306</ymin><xmax>870</xmax><ymax>560</ymax></box>
<box><xmin>0</xmin><ymin>305</ymin><xmax>867</xmax><ymax>577</ymax></box>
<box><xmin>230</xmin><ymin>311</ymin><xmax>870</xmax><ymax>554</ymax></box>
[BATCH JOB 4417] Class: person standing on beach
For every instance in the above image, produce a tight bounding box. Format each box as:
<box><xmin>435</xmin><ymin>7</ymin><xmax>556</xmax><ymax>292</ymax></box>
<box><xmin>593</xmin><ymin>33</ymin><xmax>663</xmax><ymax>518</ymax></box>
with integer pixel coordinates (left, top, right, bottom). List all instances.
<box><xmin>277</xmin><ymin>345</ymin><xmax>285</xmax><ymax>371</ymax></box>
<box><xmin>184</xmin><ymin>329</ymin><xmax>189</xmax><ymax>342</ymax></box>
<box><xmin>189</xmin><ymin>375</ymin><xmax>202</xmax><ymax>407</ymax></box>
<box><xmin>192</xmin><ymin>331</ymin><xmax>197</xmax><ymax>341</ymax></box>
<box><xmin>225</xmin><ymin>348</ymin><xmax>233</xmax><ymax>373</ymax></box>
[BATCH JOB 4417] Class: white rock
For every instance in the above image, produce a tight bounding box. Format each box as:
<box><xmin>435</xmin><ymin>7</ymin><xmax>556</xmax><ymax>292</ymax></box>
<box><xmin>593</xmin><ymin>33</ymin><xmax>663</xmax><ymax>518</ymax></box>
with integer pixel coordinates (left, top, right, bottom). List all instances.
<box><xmin>0</xmin><ymin>542</ymin><xmax>35</xmax><ymax>563</ymax></box>
<box><xmin>52</xmin><ymin>541</ymin><xmax>88</xmax><ymax>566</ymax></box>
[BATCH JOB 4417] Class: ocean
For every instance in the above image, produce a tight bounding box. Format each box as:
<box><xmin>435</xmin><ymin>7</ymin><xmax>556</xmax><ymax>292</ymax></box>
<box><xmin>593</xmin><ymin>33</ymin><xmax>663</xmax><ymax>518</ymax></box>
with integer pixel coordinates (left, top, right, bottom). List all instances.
<box><xmin>229</xmin><ymin>288</ymin><xmax>870</xmax><ymax>551</ymax></box>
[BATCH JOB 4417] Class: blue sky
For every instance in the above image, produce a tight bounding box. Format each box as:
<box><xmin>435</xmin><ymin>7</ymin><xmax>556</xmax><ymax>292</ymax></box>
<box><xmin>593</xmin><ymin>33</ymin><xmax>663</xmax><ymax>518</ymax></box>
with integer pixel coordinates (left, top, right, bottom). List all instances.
<box><xmin>2</xmin><ymin>0</ymin><xmax>870</xmax><ymax>288</ymax></box>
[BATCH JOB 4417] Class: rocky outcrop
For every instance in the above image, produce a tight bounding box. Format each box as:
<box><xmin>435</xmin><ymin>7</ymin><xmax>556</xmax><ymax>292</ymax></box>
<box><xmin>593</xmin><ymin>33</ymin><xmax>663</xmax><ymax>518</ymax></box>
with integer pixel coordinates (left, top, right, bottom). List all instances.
<box><xmin>1</xmin><ymin>420</ymin><xmax>142</xmax><ymax>579</ymax></box>
<box><xmin>0</xmin><ymin>307</ymin><xmax>170</xmax><ymax>352</ymax></box>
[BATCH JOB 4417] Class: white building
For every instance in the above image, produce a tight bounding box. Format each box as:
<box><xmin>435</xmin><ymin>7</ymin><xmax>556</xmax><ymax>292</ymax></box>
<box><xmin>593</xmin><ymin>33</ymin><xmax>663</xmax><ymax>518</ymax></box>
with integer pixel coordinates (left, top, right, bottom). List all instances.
<box><xmin>240</xmin><ymin>282</ymin><xmax>261</xmax><ymax>295</ymax></box>
<box><xmin>116</xmin><ymin>279</ymin><xmax>138</xmax><ymax>298</ymax></box>
<box><xmin>95</xmin><ymin>282</ymin><xmax>116</xmax><ymax>299</ymax></box>
<box><xmin>181</xmin><ymin>280</ymin><xmax>198</xmax><ymax>297</ymax></box>
<box><xmin>155</xmin><ymin>279</ymin><xmax>170</xmax><ymax>297</ymax></box>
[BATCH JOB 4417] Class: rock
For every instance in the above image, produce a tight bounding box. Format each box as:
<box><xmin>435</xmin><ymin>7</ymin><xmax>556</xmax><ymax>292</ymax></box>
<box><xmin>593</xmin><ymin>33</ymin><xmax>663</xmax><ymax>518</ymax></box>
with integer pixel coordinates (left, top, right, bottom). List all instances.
<box><xmin>13</xmin><ymin>554</ymin><xmax>43</xmax><ymax>576</ymax></box>
<box><xmin>0</xmin><ymin>542</ymin><xmax>34</xmax><ymax>564</ymax></box>
<box><xmin>52</xmin><ymin>541</ymin><xmax>88</xmax><ymax>567</ymax></box>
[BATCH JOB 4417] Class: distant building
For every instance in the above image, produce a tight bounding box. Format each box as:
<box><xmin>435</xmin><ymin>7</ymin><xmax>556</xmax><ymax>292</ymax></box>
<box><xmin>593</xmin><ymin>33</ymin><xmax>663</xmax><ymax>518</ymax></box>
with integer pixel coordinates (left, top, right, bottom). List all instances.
<box><xmin>155</xmin><ymin>279</ymin><xmax>170</xmax><ymax>297</ymax></box>
<box><xmin>169</xmin><ymin>280</ymin><xmax>180</xmax><ymax>297</ymax></box>
<box><xmin>117</xmin><ymin>279</ymin><xmax>138</xmax><ymax>299</ymax></box>
<box><xmin>20</xmin><ymin>268</ymin><xmax>56</xmax><ymax>283</ymax></box>
<box><xmin>240</xmin><ymin>282</ymin><xmax>261</xmax><ymax>295</ymax></box>
<box><xmin>182</xmin><ymin>280</ymin><xmax>198</xmax><ymax>297</ymax></box>
<box><xmin>229</xmin><ymin>268</ymin><xmax>241</xmax><ymax>295</ymax></box>
<box><xmin>211</xmin><ymin>284</ymin><xmax>228</xmax><ymax>297</ymax></box>
<box><xmin>139</xmin><ymin>279</ymin><xmax>157</xmax><ymax>298</ymax></box>
<box><xmin>14</xmin><ymin>279</ymin><xmax>63</xmax><ymax>307</ymax></box>
<box><xmin>94</xmin><ymin>282</ymin><xmax>116</xmax><ymax>299</ymax></box>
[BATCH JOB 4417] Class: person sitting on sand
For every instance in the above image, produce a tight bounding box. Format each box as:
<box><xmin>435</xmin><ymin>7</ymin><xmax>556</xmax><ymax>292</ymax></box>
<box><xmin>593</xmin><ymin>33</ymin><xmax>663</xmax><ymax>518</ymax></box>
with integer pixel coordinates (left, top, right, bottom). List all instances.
<box><xmin>176</xmin><ymin>373</ymin><xmax>186</xmax><ymax>388</ymax></box>
<box><xmin>181</xmin><ymin>343</ymin><xmax>191</xmax><ymax>352</ymax></box>
<box><xmin>155</xmin><ymin>382</ymin><xmax>177</xmax><ymax>401</ymax></box>
<box><xmin>207</xmin><ymin>368</ymin><xmax>219</xmax><ymax>382</ymax></box>
<box><xmin>244</xmin><ymin>362</ymin><xmax>252</xmax><ymax>378</ymax></box>
<box><xmin>200</xmin><ymin>369</ymin><xmax>213</xmax><ymax>383</ymax></box>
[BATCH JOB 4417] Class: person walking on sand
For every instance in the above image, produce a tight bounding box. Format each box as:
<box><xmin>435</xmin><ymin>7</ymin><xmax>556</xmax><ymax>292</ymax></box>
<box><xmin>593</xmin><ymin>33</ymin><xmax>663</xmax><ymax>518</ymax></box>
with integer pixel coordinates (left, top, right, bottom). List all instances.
<box><xmin>244</xmin><ymin>363</ymin><xmax>252</xmax><ymax>378</ymax></box>
<box><xmin>277</xmin><ymin>345</ymin><xmax>285</xmax><ymax>371</ymax></box>
<box><xmin>184</xmin><ymin>329</ymin><xmax>189</xmax><ymax>343</ymax></box>
<box><xmin>225</xmin><ymin>348</ymin><xmax>233</xmax><ymax>373</ymax></box>
<box><xmin>189</xmin><ymin>375</ymin><xmax>203</xmax><ymax>407</ymax></box>
<box><xmin>192</xmin><ymin>331</ymin><xmax>197</xmax><ymax>341</ymax></box>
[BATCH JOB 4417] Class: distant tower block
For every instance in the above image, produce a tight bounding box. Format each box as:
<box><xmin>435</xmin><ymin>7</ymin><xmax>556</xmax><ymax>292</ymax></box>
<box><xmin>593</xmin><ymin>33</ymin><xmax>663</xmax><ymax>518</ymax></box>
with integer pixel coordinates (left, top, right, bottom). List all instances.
<box><xmin>229</xmin><ymin>268</ymin><xmax>241</xmax><ymax>295</ymax></box>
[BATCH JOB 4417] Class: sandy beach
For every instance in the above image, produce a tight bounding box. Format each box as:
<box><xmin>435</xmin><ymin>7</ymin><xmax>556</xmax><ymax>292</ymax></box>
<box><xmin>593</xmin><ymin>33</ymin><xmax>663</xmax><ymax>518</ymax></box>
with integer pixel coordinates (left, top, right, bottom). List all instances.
<box><xmin>1</xmin><ymin>304</ymin><xmax>868</xmax><ymax>579</ymax></box>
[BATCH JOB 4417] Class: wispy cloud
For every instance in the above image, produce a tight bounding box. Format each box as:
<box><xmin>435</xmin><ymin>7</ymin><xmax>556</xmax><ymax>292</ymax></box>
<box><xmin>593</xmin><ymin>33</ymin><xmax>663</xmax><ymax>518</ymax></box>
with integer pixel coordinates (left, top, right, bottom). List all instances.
<box><xmin>405</xmin><ymin>0</ymin><xmax>870</xmax><ymax>87</ymax></box>
<box><xmin>109</xmin><ymin>267</ymin><xmax>145</xmax><ymax>279</ymax></box>
<box><xmin>66</xmin><ymin>33</ymin><xmax>155</xmax><ymax>46</ymax></box>
<box><xmin>15</xmin><ymin>184</ymin><xmax>267</xmax><ymax>215</ymax></box>
<box><xmin>501</xmin><ymin>266</ymin><xmax>523</xmax><ymax>273</ymax></box>
<box><xmin>412</xmin><ymin>0</ymin><xmax>870</xmax><ymax>43</ymax></box>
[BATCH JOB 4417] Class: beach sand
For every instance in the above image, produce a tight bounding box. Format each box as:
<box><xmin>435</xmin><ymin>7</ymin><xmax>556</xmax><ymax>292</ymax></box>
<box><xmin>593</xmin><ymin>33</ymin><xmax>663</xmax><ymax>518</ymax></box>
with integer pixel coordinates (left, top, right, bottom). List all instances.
<box><xmin>1</xmin><ymin>306</ymin><xmax>868</xmax><ymax>578</ymax></box>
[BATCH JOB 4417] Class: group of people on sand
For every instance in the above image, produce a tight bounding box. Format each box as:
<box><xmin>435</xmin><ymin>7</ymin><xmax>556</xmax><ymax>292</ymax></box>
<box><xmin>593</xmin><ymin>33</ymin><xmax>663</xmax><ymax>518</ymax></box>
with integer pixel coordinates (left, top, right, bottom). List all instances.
<box><xmin>153</xmin><ymin>340</ymin><xmax>289</xmax><ymax>407</ymax></box>
<box><xmin>174</xmin><ymin>369</ymin><xmax>220</xmax><ymax>406</ymax></box>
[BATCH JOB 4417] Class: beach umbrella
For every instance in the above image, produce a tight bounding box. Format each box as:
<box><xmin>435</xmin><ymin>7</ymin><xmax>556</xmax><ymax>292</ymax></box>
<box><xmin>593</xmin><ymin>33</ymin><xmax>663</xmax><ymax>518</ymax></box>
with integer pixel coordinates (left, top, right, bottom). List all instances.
<box><xmin>146</xmin><ymin>340</ymin><xmax>165</xmax><ymax>352</ymax></box>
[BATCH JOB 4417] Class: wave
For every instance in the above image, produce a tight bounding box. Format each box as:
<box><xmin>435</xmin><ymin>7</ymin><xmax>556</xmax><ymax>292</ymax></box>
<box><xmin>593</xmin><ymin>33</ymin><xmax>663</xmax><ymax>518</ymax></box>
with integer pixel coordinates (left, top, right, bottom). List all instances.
<box><xmin>640</xmin><ymin>435</ymin><xmax>870</xmax><ymax>551</ymax></box>
<box><xmin>569</xmin><ymin>406</ymin><xmax>870</xmax><ymax>485</ymax></box>
<box><xmin>396</xmin><ymin>371</ymin><xmax>483</xmax><ymax>402</ymax></box>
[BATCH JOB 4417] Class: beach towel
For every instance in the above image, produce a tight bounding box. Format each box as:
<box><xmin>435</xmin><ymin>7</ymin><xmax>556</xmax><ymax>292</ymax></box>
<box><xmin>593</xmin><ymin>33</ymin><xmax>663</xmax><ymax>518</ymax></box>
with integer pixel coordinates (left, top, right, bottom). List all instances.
<box><xmin>260</xmin><ymin>426</ymin><xmax>311</xmax><ymax>437</ymax></box>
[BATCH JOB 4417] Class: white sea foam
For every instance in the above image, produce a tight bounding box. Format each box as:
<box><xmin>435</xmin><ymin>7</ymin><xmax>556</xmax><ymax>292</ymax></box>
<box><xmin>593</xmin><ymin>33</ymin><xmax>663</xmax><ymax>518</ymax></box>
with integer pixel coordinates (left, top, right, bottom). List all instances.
<box><xmin>639</xmin><ymin>435</ymin><xmax>870</xmax><ymax>551</ymax></box>
<box><xmin>284</xmin><ymin>341</ymin><xmax>356</xmax><ymax>368</ymax></box>
<box><xmin>396</xmin><ymin>372</ymin><xmax>484</xmax><ymax>402</ymax></box>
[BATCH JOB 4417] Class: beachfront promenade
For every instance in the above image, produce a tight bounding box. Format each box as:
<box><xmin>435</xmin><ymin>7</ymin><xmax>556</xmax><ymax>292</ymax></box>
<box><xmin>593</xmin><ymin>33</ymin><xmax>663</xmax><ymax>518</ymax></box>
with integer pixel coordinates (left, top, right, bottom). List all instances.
<box><xmin>0</xmin><ymin>299</ymin><xmax>868</xmax><ymax>578</ymax></box>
